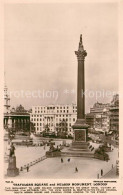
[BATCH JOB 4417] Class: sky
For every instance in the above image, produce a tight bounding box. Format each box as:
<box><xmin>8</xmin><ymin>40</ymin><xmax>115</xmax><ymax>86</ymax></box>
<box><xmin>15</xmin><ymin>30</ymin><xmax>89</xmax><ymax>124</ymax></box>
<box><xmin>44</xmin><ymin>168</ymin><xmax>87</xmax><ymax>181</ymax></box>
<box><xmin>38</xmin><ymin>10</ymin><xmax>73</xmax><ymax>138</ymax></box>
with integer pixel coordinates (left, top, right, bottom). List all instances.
<box><xmin>4</xmin><ymin>2</ymin><xmax>118</xmax><ymax>113</ymax></box>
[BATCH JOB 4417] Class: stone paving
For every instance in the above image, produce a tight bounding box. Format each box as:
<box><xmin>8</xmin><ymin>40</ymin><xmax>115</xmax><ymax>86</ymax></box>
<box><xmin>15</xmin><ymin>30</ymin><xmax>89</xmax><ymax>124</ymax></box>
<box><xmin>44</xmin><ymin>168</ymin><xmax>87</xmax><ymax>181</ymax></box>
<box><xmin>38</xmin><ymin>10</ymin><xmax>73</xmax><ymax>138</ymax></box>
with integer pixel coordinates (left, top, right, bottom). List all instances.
<box><xmin>102</xmin><ymin>166</ymin><xmax>118</xmax><ymax>179</ymax></box>
<box><xmin>4</xmin><ymin>145</ymin><xmax>118</xmax><ymax>179</ymax></box>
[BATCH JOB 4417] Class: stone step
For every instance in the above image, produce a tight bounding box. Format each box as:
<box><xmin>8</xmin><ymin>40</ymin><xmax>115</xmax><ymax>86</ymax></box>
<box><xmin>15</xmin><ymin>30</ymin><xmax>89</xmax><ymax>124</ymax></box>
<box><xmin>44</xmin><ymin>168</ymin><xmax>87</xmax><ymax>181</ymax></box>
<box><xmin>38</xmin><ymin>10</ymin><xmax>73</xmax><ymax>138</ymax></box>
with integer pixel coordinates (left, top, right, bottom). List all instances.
<box><xmin>72</xmin><ymin>141</ymin><xmax>88</xmax><ymax>145</ymax></box>
<box><xmin>69</xmin><ymin>148</ymin><xmax>90</xmax><ymax>152</ymax></box>
<box><xmin>71</xmin><ymin>145</ymin><xmax>88</xmax><ymax>149</ymax></box>
<box><xmin>61</xmin><ymin>152</ymin><xmax>94</xmax><ymax>158</ymax></box>
<box><xmin>70</xmin><ymin>142</ymin><xmax>89</xmax><ymax>149</ymax></box>
<box><xmin>63</xmin><ymin>150</ymin><xmax>92</xmax><ymax>154</ymax></box>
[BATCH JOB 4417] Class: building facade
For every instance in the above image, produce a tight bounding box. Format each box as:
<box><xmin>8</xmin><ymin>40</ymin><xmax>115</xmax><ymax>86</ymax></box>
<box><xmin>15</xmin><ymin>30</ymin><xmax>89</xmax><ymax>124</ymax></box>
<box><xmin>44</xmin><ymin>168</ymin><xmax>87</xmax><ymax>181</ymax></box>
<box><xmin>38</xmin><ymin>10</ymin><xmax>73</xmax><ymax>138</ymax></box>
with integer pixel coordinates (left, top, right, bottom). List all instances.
<box><xmin>101</xmin><ymin>108</ymin><xmax>110</xmax><ymax>133</ymax></box>
<box><xmin>4</xmin><ymin>83</ymin><xmax>31</xmax><ymax>132</ymax></box>
<box><xmin>86</xmin><ymin>95</ymin><xmax>119</xmax><ymax>134</ymax></box>
<box><xmin>30</xmin><ymin>104</ymin><xmax>77</xmax><ymax>136</ymax></box>
<box><xmin>86</xmin><ymin>102</ymin><xmax>110</xmax><ymax>131</ymax></box>
<box><xmin>90</xmin><ymin>102</ymin><xmax>110</xmax><ymax>114</ymax></box>
<box><xmin>85</xmin><ymin>113</ymin><xmax>95</xmax><ymax>129</ymax></box>
<box><xmin>4</xmin><ymin>105</ymin><xmax>30</xmax><ymax>132</ymax></box>
<box><xmin>109</xmin><ymin>94</ymin><xmax>119</xmax><ymax>134</ymax></box>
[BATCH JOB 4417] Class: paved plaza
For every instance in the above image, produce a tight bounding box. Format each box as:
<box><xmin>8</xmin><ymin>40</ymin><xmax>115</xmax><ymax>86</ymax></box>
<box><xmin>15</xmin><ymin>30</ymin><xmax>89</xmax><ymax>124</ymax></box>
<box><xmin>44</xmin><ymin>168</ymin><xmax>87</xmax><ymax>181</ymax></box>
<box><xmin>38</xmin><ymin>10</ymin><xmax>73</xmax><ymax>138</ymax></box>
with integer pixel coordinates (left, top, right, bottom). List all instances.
<box><xmin>4</xmin><ymin>140</ymin><xmax>118</xmax><ymax>179</ymax></box>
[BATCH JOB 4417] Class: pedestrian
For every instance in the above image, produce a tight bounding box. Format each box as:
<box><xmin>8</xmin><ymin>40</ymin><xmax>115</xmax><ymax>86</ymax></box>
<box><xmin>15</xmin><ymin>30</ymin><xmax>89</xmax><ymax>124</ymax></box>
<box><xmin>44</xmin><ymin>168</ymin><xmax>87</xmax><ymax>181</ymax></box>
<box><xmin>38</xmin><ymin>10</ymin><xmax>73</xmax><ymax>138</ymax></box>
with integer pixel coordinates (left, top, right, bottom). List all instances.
<box><xmin>61</xmin><ymin>158</ymin><xmax>63</xmax><ymax>163</ymax></box>
<box><xmin>20</xmin><ymin>167</ymin><xmax>23</xmax><ymax>171</ymax></box>
<box><xmin>101</xmin><ymin>169</ymin><xmax>103</xmax><ymax>176</ymax></box>
<box><xmin>68</xmin><ymin>158</ymin><xmax>70</xmax><ymax>162</ymax></box>
<box><xmin>75</xmin><ymin>167</ymin><xmax>78</xmax><ymax>173</ymax></box>
<box><xmin>27</xmin><ymin>165</ymin><xmax>29</xmax><ymax>172</ymax></box>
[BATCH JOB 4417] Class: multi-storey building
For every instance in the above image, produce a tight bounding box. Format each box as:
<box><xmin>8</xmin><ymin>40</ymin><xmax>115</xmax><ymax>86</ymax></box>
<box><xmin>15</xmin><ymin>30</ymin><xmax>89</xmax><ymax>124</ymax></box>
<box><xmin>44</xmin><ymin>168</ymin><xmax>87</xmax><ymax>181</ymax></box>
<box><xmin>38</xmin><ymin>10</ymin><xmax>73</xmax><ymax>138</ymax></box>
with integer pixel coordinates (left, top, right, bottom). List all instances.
<box><xmin>4</xmin><ymin>105</ymin><xmax>30</xmax><ymax>132</ymax></box>
<box><xmin>85</xmin><ymin>113</ymin><xmax>95</xmax><ymax>129</ymax></box>
<box><xmin>30</xmin><ymin>104</ymin><xmax>77</xmax><ymax>136</ymax></box>
<box><xmin>86</xmin><ymin>108</ymin><xmax>110</xmax><ymax>133</ymax></box>
<box><xmin>86</xmin><ymin>102</ymin><xmax>110</xmax><ymax>131</ymax></box>
<box><xmin>109</xmin><ymin>94</ymin><xmax>119</xmax><ymax>134</ymax></box>
<box><xmin>101</xmin><ymin>108</ymin><xmax>110</xmax><ymax>133</ymax></box>
<box><xmin>90</xmin><ymin>102</ymin><xmax>110</xmax><ymax>114</ymax></box>
<box><xmin>4</xmin><ymin>83</ymin><xmax>30</xmax><ymax>132</ymax></box>
<box><xmin>86</xmin><ymin>95</ymin><xmax>119</xmax><ymax>134</ymax></box>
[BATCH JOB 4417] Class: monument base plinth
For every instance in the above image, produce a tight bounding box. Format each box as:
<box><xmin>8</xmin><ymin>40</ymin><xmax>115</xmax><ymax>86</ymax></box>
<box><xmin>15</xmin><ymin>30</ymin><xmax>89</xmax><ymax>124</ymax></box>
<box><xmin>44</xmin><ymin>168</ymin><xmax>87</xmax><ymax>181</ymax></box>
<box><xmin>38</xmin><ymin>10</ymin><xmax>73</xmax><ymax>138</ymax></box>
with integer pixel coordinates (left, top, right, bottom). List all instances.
<box><xmin>72</xmin><ymin>119</ymin><xmax>88</xmax><ymax>143</ymax></box>
<box><xmin>7</xmin><ymin>156</ymin><xmax>19</xmax><ymax>177</ymax></box>
<box><xmin>72</xmin><ymin>141</ymin><xmax>88</xmax><ymax>149</ymax></box>
<box><xmin>7</xmin><ymin>168</ymin><xmax>19</xmax><ymax>177</ymax></box>
<box><xmin>60</xmin><ymin>118</ymin><xmax>94</xmax><ymax>157</ymax></box>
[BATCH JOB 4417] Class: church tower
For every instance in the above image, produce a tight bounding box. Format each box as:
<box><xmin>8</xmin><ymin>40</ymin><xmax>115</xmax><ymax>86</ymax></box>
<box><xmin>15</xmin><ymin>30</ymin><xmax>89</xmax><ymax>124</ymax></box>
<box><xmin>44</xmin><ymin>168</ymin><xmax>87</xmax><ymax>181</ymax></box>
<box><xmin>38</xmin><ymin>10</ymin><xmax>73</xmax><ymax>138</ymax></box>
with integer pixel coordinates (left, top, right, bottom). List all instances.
<box><xmin>4</xmin><ymin>74</ymin><xmax>10</xmax><ymax>114</ymax></box>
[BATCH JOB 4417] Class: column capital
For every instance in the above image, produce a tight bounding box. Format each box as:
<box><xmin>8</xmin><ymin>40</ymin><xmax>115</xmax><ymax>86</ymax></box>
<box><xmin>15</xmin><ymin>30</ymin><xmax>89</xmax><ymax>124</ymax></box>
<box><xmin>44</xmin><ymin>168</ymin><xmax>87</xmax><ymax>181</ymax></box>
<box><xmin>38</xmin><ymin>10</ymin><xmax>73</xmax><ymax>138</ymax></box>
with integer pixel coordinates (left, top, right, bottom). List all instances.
<box><xmin>75</xmin><ymin>50</ymin><xmax>87</xmax><ymax>60</ymax></box>
<box><xmin>75</xmin><ymin>34</ymin><xmax>87</xmax><ymax>60</ymax></box>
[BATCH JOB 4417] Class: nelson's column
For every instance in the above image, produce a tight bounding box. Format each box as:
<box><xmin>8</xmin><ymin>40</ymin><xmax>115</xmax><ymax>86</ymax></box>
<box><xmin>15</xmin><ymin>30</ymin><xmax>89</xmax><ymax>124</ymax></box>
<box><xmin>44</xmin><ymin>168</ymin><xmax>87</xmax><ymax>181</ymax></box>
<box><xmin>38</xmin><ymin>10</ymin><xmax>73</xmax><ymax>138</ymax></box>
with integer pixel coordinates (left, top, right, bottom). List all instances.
<box><xmin>72</xmin><ymin>34</ymin><xmax>89</xmax><ymax>149</ymax></box>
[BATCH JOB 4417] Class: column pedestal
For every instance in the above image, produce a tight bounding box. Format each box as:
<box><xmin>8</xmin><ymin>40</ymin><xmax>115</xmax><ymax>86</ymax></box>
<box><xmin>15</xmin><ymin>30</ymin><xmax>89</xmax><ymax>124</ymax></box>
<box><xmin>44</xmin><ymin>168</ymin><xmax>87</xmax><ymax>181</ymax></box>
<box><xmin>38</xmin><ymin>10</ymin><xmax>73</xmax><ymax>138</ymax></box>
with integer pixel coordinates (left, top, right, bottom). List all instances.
<box><xmin>72</xmin><ymin>119</ymin><xmax>88</xmax><ymax>149</ymax></box>
<box><xmin>7</xmin><ymin>156</ymin><xmax>19</xmax><ymax>177</ymax></box>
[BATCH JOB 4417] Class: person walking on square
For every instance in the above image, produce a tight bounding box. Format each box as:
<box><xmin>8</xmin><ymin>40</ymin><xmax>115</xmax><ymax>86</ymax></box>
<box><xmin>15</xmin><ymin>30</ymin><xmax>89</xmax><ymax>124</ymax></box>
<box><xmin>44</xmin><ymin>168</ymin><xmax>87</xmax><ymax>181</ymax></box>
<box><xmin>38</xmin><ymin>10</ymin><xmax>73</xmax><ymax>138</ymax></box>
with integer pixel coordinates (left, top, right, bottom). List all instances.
<box><xmin>68</xmin><ymin>158</ymin><xmax>70</xmax><ymax>162</ymax></box>
<box><xmin>44</xmin><ymin>145</ymin><xmax>45</xmax><ymax>150</ymax></box>
<box><xmin>61</xmin><ymin>158</ymin><xmax>63</xmax><ymax>163</ymax></box>
<box><xmin>75</xmin><ymin>167</ymin><xmax>78</xmax><ymax>173</ymax></box>
<box><xmin>101</xmin><ymin>169</ymin><xmax>103</xmax><ymax>176</ymax></box>
<box><xmin>27</xmin><ymin>165</ymin><xmax>29</xmax><ymax>172</ymax></box>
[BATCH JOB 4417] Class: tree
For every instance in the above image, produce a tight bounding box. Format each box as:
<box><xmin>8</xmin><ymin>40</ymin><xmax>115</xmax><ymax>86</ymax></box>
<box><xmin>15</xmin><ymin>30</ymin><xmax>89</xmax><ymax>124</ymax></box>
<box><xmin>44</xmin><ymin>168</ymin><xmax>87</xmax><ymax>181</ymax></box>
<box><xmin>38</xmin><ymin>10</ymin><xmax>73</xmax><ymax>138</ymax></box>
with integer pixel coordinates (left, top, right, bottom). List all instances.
<box><xmin>57</xmin><ymin>119</ymin><xmax>68</xmax><ymax>138</ymax></box>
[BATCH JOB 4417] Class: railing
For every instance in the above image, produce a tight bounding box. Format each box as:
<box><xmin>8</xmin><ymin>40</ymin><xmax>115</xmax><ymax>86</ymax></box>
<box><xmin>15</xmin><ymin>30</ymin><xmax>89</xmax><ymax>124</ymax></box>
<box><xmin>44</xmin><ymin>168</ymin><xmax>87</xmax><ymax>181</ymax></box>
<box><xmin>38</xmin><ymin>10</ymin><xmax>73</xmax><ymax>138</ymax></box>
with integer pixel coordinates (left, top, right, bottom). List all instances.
<box><xmin>19</xmin><ymin>155</ymin><xmax>47</xmax><ymax>172</ymax></box>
